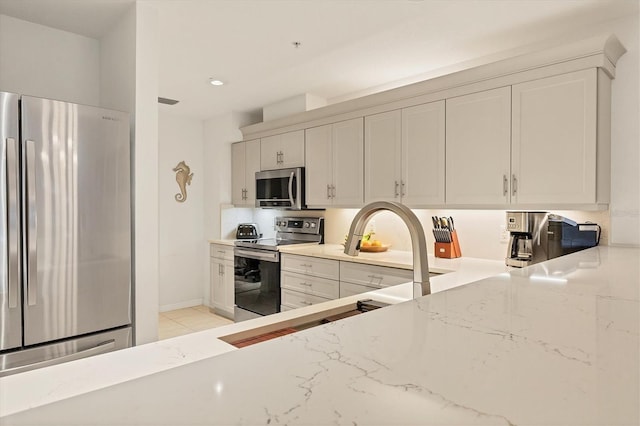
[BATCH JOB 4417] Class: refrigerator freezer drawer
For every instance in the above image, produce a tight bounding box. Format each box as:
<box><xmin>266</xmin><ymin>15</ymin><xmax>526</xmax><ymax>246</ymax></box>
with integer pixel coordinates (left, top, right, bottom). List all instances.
<box><xmin>0</xmin><ymin>326</ymin><xmax>132</xmax><ymax>377</ymax></box>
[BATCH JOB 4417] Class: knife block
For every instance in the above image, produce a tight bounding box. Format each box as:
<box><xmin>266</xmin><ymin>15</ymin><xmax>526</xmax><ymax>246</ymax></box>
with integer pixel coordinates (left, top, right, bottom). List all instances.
<box><xmin>434</xmin><ymin>230</ymin><xmax>462</xmax><ymax>259</ymax></box>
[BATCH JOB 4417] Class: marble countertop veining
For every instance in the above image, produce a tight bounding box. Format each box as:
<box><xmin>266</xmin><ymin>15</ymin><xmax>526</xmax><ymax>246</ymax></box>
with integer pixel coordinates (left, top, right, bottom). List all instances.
<box><xmin>1</xmin><ymin>246</ymin><xmax>639</xmax><ymax>425</ymax></box>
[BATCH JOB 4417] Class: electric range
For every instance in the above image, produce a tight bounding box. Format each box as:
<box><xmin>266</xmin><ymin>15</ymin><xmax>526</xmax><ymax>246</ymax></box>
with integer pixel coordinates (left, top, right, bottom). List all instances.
<box><xmin>233</xmin><ymin>217</ymin><xmax>324</xmax><ymax>321</ymax></box>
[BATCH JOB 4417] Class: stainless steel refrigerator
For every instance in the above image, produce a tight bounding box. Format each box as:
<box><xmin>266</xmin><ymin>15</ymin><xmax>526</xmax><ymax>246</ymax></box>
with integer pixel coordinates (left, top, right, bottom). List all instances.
<box><xmin>0</xmin><ymin>92</ymin><xmax>132</xmax><ymax>376</ymax></box>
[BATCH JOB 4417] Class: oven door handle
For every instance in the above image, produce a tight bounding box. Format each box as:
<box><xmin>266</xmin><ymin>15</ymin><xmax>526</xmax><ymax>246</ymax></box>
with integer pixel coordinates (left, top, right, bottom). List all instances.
<box><xmin>234</xmin><ymin>248</ymin><xmax>279</xmax><ymax>262</ymax></box>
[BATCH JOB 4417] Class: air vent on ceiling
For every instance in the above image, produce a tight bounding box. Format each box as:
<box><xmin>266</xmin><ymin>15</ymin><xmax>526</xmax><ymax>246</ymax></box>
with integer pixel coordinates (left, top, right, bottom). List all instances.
<box><xmin>158</xmin><ymin>97</ymin><xmax>179</xmax><ymax>105</ymax></box>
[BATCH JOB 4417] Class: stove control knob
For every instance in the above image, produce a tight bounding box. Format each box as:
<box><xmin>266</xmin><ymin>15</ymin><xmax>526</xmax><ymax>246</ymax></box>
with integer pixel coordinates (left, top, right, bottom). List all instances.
<box><xmin>304</xmin><ymin>222</ymin><xmax>310</xmax><ymax>228</ymax></box>
<box><xmin>310</xmin><ymin>223</ymin><xmax>316</xmax><ymax>228</ymax></box>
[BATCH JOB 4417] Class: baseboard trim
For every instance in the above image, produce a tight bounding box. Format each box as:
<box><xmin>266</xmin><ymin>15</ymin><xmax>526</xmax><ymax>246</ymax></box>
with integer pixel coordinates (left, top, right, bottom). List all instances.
<box><xmin>159</xmin><ymin>298</ymin><xmax>204</xmax><ymax>313</ymax></box>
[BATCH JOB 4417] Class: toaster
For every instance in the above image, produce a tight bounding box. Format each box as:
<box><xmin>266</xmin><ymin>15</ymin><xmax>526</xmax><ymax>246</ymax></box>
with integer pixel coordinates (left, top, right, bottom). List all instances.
<box><xmin>236</xmin><ymin>223</ymin><xmax>261</xmax><ymax>240</ymax></box>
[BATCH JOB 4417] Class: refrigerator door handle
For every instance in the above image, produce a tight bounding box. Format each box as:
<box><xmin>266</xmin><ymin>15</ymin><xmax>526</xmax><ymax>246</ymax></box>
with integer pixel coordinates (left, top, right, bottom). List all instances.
<box><xmin>24</xmin><ymin>139</ymin><xmax>37</xmax><ymax>306</ymax></box>
<box><xmin>6</xmin><ymin>137</ymin><xmax>19</xmax><ymax>308</ymax></box>
<box><xmin>0</xmin><ymin>340</ymin><xmax>116</xmax><ymax>377</ymax></box>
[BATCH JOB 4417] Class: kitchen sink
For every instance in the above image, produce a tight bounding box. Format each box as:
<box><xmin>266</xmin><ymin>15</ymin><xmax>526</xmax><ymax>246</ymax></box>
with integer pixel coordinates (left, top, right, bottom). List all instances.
<box><xmin>220</xmin><ymin>299</ymin><xmax>388</xmax><ymax>348</ymax></box>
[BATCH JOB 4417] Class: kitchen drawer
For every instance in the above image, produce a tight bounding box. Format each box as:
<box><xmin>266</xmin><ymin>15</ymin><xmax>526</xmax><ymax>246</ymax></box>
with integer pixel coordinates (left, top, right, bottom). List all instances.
<box><xmin>281</xmin><ymin>289</ymin><xmax>331</xmax><ymax>309</ymax></box>
<box><xmin>210</xmin><ymin>244</ymin><xmax>234</xmax><ymax>261</ymax></box>
<box><xmin>340</xmin><ymin>262</ymin><xmax>413</xmax><ymax>288</ymax></box>
<box><xmin>281</xmin><ymin>254</ymin><xmax>339</xmax><ymax>280</ymax></box>
<box><xmin>281</xmin><ymin>271</ymin><xmax>339</xmax><ymax>300</ymax></box>
<box><xmin>340</xmin><ymin>281</ymin><xmax>377</xmax><ymax>298</ymax></box>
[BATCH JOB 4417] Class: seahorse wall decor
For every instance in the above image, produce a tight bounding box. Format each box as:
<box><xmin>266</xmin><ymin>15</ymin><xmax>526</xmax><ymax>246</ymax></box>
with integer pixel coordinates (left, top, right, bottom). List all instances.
<box><xmin>173</xmin><ymin>161</ymin><xmax>193</xmax><ymax>203</ymax></box>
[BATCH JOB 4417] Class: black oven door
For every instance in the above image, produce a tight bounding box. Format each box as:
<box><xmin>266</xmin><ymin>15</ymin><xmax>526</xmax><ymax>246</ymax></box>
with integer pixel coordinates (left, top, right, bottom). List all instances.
<box><xmin>233</xmin><ymin>248</ymin><xmax>281</xmax><ymax>319</ymax></box>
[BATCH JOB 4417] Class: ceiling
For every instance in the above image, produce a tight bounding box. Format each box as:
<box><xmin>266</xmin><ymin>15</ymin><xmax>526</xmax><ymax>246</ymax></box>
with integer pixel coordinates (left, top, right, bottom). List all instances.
<box><xmin>0</xmin><ymin>0</ymin><xmax>637</xmax><ymax>121</ymax></box>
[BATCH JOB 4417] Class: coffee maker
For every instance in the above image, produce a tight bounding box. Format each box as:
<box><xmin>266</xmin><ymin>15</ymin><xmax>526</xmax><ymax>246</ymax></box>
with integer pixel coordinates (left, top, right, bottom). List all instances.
<box><xmin>505</xmin><ymin>211</ymin><xmax>548</xmax><ymax>267</ymax></box>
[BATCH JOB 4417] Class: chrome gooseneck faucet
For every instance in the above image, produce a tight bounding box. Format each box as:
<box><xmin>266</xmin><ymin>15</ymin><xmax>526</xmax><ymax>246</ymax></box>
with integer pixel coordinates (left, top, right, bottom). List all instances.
<box><xmin>344</xmin><ymin>201</ymin><xmax>430</xmax><ymax>298</ymax></box>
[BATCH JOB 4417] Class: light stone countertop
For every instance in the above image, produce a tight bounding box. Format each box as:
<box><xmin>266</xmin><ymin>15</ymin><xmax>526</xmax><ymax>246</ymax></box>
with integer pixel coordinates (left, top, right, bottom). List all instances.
<box><xmin>2</xmin><ymin>246</ymin><xmax>639</xmax><ymax>425</ymax></box>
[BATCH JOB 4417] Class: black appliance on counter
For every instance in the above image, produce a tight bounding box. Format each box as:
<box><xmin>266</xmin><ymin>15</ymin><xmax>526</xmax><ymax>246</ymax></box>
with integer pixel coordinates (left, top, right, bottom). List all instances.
<box><xmin>547</xmin><ymin>216</ymin><xmax>600</xmax><ymax>260</ymax></box>
<box><xmin>233</xmin><ymin>217</ymin><xmax>324</xmax><ymax>322</ymax></box>
<box><xmin>236</xmin><ymin>223</ymin><xmax>261</xmax><ymax>240</ymax></box>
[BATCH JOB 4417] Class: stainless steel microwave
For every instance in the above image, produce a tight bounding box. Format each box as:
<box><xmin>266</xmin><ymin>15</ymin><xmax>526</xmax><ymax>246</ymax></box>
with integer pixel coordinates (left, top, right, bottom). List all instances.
<box><xmin>255</xmin><ymin>167</ymin><xmax>305</xmax><ymax>209</ymax></box>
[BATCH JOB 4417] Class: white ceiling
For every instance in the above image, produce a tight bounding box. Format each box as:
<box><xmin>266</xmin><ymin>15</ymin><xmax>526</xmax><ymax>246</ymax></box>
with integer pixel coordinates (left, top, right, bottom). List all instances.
<box><xmin>0</xmin><ymin>0</ymin><xmax>637</xmax><ymax>121</ymax></box>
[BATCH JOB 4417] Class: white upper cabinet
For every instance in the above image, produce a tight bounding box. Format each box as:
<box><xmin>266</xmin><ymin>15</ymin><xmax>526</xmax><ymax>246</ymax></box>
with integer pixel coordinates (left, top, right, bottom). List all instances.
<box><xmin>260</xmin><ymin>130</ymin><xmax>304</xmax><ymax>170</ymax></box>
<box><xmin>446</xmin><ymin>87</ymin><xmax>512</xmax><ymax>206</ymax></box>
<box><xmin>512</xmin><ymin>69</ymin><xmax>598</xmax><ymax>205</ymax></box>
<box><xmin>401</xmin><ymin>101</ymin><xmax>446</xmax><ymax>206</ymax></box>
<box><xmin>365</xmin><ymin>103</ymin><xmax>446</xmax><ymax>206</ymax></box>
<box><xmin>305</xmin><ymin>118</ymin><xmax>363</xmax><ymax>207</ymax></box>
<box><xmin>364</xmin><ymin>110</ymin><xmax>402</xmax><ymax>203</ymax></box>
<box><xmin>332</xmin><ymin>118</ymin><xmax>364</xmax><ymax>206</ymax></box>
<box><xmin>305</xmin><ymin>125</ymin><xmax>332</xmax><ymax>206</ymax></box>
<box><xmin>231</xmin><ymin>139</ymin><xmax>260</xmax><ymax>206</ymax></box>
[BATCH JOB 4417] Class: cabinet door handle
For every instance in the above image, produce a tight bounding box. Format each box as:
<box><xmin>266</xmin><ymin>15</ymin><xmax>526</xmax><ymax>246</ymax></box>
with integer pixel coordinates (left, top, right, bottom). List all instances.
<box><xmin>401</xmin><ymin>181</ymin><xmax>405</xmax><ymax>197</ymax></box>
<box><xmin>327</xmin><ymin>184</ymin><xmax>331</xmax><ymax>199</ymax></box>
<box><xmin>503</xmin><ymin>175</ymin><xmax>508</xmax><ymax>197</ymax></box>
<box><xmin>218</xmin><ymin>264</ymin><xmax>222</xmax><ymax>275</ymax></box>
<box><xmin>394</xmin><ymin>181</ymin><xmax>399</xmax><ymax>198</ymax></box>
<box><xmin>512</xmin><ymin>175</ymin><xmax>518</xmax><ymax>196</ymax></box>
<box><xmin>331</xmin><ymin>185</ymin><xmax>336</xmax><ymax>198</ymax></box>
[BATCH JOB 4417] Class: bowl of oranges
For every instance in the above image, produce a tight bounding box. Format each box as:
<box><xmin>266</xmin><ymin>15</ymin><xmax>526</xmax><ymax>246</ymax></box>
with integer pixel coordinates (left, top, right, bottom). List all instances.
<box><xmin>359</xmin><ymin>239</ymin><xmax>390</xmax><ymax>252</ymax></box>
<box><xmin>343</xmin><ymin>232</ymin><xmax>390</xmax><ymax>253</ymax></box>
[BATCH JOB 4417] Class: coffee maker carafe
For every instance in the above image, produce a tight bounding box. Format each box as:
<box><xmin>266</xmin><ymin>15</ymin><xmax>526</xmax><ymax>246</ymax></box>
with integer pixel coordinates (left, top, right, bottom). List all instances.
<box><xmin>506</xmin><ymin>211</ymin><xmax>548</xmax><ymax>267</ymax></box>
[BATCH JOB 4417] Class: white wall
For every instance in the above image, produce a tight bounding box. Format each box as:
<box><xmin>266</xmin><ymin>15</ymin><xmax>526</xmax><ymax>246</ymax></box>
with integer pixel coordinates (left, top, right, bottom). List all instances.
<box><xmin>132</xmin><ymin>2</ymin><xmax>160</xmax><ymax>344</ymax></box>
<box><xmin>158</xmin><ymin>112</ymin><xmax>205</xmax><ymax>311</ymax></box>
<box><xmin>0</xmin><ymin>14</ymin><xmax>99</xmax><ymax>105</ymax></box>
<box><xmin>101</xmin><ymin>3</ymin><xmax>160</xmax><ymax>345</ymax></box>
<box><xmin>607</xmin><ymin>13</ymin><xmax>639</xmax><ymax>246</ymax></box>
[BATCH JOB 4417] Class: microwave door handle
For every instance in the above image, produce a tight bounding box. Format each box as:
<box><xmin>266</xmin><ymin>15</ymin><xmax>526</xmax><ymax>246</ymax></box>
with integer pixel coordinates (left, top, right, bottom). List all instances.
<box><xmin>287</xmin><ymin>170</ymin><xmax>295</xmax><ymax>206</ymax></box>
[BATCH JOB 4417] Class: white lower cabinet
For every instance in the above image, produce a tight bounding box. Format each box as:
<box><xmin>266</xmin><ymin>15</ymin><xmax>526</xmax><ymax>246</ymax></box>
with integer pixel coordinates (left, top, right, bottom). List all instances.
<box><xmin>280</xmin><ymin>255</ymin><xmax>339</xmax><ymax>310</ymax></box>
<box><xmin>281</xmin><ymin>271</ymin><xmax>340</xmax><ymax>300</ymax></box>
<box><xmin>340</xmin><ymin>281</ymin><xmax>377</xmax><ymax>298</ymax></box>
<box><xmin>339</xmin><ymin>262</ymin><xmax>413</xmax><ymax>296</ymax></box>
<box><xmin>280</xmin><ymin>253</ymin><xmax>414</xmax><ymax>310</ymax></box>
<box><xmin>210</xmin><ymin>244</ymin><xmax>235</xmax><ymax>319</ymax></box>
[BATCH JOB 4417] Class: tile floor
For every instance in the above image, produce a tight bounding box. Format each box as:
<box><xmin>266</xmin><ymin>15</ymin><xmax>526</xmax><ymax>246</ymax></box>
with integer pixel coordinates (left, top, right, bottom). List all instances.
<box><xmin>158</xmin><ymin>305</ymin><xmax>234</xmax><ymax>340</ymax></box>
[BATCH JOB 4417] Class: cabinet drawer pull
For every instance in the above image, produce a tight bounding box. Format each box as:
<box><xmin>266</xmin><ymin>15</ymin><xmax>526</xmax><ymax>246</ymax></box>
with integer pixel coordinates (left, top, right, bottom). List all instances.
<box><xmin>503</xmin><ymin>175</ymin><xmax>508</xmax><ymax>197</ymax></box>
<box><xmin>300</xmin><ymin>263</ymin><xmax>312</xmax><ymax>268</ymax></box>
<box><xmin>299</xmin><ymin>282</ymin><xmax>312</xmax><ymax>286</ymax></box>
<box><xmin>300</xmin><ymin>300</ymin><xmax>312</xmax><ymax>305</ymax></box>
<box><xmin>368</xmin><ymin>274</ymin><xmax>384</xmax><ymax>280</ymax></box>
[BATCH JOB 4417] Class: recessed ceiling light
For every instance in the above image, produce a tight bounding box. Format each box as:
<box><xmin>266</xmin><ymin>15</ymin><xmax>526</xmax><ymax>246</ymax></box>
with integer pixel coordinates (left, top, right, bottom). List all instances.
<box><xmin>209</xmin><ymin>79</ymin><xmax>225</xmax><ymax>86</ymax></box>
<box><xmin>292</xmin><ymin>41</ymin><xmax>302</xmax><ymax>49</ymax></box>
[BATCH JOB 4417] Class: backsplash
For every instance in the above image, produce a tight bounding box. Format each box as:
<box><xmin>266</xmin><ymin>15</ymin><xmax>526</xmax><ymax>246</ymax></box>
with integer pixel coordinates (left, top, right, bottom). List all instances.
<box><xmin>324</xmin><ymin>208</ymin><xmax>609</xmax><ymax>261</ymax></box>
<box><xmin>219</xmin><ymin>206</ymin><xmax>608</xmax><ymax>261</ymax></box>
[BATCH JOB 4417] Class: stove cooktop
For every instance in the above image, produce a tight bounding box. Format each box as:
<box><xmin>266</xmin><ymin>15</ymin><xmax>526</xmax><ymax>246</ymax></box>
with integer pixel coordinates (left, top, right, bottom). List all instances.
<box><xmin>234</xmin><ymin>216</ymin><xmax>324</xmax><ymax>251</ymax></box>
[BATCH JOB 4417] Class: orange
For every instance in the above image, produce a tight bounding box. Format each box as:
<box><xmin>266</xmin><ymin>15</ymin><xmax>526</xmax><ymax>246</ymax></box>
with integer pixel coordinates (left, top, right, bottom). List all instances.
<box><xmin>371</xmin><ymin>240</ymin><xmax>382</xmax><ymax>247</ymax></box>
<box><xmin>361</xmin><ymin>240</ymin><xmax>372</xmax><ymax>247</ymax></box>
